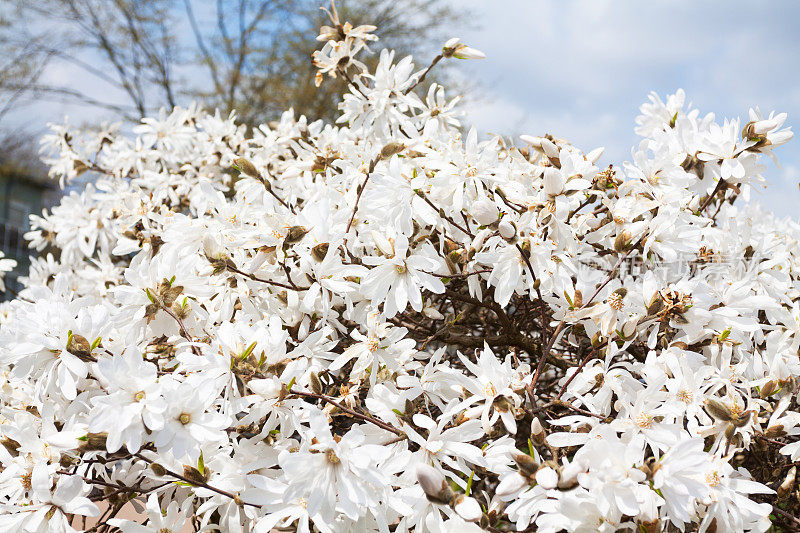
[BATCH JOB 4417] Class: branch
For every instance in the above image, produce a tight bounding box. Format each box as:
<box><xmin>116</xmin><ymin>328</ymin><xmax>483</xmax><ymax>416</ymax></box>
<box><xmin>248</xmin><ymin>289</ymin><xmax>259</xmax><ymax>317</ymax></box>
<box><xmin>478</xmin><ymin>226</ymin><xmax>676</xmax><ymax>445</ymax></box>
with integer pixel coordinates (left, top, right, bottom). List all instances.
<box><xmin>133</xmin><ymin>453</ymin><xmax>257</xmax><ymax>507</ymax></box>
<box><xmin>346</xmin><ymin>156</ymin><xmax>379</xmax><ymax>233</ymax></box>
<box><xmin>183</xmin><ymin>0</ymin><xmax>224</xmax><ymax>98</ymax></box>
<box><xmin>288</xmin><ymin>389</ymin><xmax>406</xmax><ymax>436</ymax></box>
<box><xmin>404</xmin><ymin>53</ymin><xmax>443</xmax><ymax>95</ymax></box>
<box><xmin>527</xmin><ymin>234</ymin><xmax>645</xmax><ymax>403</ymax></box>
<box><xmin>227</xmin><ymin>264</ymin><xmax>310</xmax><ymax>291</ymax></box>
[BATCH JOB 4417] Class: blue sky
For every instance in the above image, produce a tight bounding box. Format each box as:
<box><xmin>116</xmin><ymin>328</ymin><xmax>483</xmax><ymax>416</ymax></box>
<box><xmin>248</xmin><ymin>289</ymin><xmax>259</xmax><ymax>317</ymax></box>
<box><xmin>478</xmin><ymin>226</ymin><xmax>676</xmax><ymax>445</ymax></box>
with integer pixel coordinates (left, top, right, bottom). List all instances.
<box><xmin>14</xmin><ymin>0</ymin><xmax>800</xmax><ymax>217</ymax></box>
<box><xmin>455</xmin><ymin>0</ymin><xmax>800</xmax><ymax>217</ymax></box>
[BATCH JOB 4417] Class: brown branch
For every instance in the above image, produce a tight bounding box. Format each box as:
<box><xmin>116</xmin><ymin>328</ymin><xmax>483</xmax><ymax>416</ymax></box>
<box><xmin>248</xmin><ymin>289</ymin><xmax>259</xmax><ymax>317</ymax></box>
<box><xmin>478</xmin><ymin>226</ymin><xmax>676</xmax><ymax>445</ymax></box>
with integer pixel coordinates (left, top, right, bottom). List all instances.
<box><xmin>160</xmin><ymin>304</ymin><xmax>202</xmax><ymax>357</ymax></box>
<box><xmin>346</xmin><ymin>157</ymin><xmax>379</xmax><ymax>233</ymax></box>
<box><xmin>527</xmin><ymin>235</ymin><xmax>645</xmax><ymax>404</ymax></box>
<box><xmin>288</xmin><ymin>389</ymin><xmax>406</xmax><ymax>436</ymax></box>
<box><xmin>404</xmin><ymin>53</ymin><xmax>443</xmax><ymax>95</ymax></box>
<box><xmin>227</xmin><ymin>264</ymin><xmax>310</xmax><ymax>291</ymax></box>
<box><xmin>698</xmin><ymin>178</ymin><xmax>727</xmax><ymax>214</ymax></box>
<box><xmin>133</xmin><ymin>453</ymin><xmax>257</xmax><ymax>507</ymax></box>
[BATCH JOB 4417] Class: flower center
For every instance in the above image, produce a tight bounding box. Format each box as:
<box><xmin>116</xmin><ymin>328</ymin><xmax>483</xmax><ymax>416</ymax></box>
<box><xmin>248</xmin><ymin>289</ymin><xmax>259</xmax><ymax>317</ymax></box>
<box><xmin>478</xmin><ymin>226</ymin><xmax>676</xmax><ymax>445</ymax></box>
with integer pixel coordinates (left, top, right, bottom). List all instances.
<box><xmin>395</xmin><ymin>263</ymin><xmax>407</xmax><ymax>274</ymax></box>
<box><xmin>325</xmin><ymin>449</ymin><xmax>340</xmax><ymax>464</ymax></box>
<box><xmin>676</xmin><ymin>390</ymin><xmax>693</xmax><ymax>404</ymax></box>
<box><xmin>635</xmin><ymin>412</ymin><xmax>653</xmax><ymax>429</ymax></box>
<box><xmin>706</xmin><ymin>471</ymin><xmax>721</xmax><ymax>487</ymax></box>
<box><xmin>608</xmin><ymin>293</ymin><xmax>624</xmax><ymax>311</ymax></box>
<box><xmin>179</xmin><ymin>413</ymin><xmax>192</xmax><ymax>425</ymax></box>
<box><xmin>367</xmin><ymin>336</ymin><xmax>381</xmax><ymax>352</ymax></box>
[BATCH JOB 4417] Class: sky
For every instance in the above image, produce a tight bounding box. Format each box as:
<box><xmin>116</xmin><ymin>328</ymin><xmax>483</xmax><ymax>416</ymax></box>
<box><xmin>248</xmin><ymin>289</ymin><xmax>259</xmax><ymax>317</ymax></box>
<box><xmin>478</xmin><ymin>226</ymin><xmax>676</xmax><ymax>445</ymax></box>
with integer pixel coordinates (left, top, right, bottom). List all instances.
<box><xmin>11</xmin><ymin>0</ymin><xmax>800</xmax><ymax>217</ymax></box>
<box><xmin>455</xmin><ymin>0</ymin><xmax>800</xmax><ymax>218</ymax></box>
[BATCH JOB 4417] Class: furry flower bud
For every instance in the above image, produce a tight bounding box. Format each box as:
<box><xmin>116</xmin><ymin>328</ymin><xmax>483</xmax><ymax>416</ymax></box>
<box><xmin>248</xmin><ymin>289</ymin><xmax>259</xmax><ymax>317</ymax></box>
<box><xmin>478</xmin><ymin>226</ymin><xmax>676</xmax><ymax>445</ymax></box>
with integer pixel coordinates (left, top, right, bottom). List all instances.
<box><xmin>442</xmin><ymin>38</ymin><xmax>485</xmax><ymax>60</ymax></box>
<box><xmin>417</xmin><ymin>464</ymin><xmax>453</xmax><ymax>505</ymax></box>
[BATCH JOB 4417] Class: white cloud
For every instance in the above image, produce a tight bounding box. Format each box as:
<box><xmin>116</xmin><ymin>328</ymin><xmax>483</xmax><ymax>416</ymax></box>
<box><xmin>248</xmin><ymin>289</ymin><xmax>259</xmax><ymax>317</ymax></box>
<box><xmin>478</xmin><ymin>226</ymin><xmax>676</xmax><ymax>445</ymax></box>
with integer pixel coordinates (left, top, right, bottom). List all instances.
<box><xmin>455</xmin><ymin>0</ymin><xmax>800</xmax><ymax>217</ymax></box>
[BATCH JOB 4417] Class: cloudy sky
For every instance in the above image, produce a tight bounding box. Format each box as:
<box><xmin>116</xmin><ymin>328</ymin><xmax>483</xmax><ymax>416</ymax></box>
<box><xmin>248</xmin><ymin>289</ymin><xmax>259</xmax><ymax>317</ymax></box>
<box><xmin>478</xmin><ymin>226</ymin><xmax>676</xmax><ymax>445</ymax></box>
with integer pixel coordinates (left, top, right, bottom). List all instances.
<box><xmin>456</xmin><ymin>0</ymin><xmax>800</xmax><ymax>217</ymax></box>
<box><xmin>13</xmin><ymin>0</ymin><xmax>800</xmax><ymax>217</ymax></box>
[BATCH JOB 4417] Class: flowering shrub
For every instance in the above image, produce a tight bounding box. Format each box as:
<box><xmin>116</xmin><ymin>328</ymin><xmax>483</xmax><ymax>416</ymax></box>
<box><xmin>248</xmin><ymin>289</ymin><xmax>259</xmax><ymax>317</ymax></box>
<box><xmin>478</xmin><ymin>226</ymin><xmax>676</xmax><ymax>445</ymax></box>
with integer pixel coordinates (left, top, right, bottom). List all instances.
<box><xmin>1</xmin><ymin>4</ymin><xmax>799</xmax><ymax>532</ymax></box>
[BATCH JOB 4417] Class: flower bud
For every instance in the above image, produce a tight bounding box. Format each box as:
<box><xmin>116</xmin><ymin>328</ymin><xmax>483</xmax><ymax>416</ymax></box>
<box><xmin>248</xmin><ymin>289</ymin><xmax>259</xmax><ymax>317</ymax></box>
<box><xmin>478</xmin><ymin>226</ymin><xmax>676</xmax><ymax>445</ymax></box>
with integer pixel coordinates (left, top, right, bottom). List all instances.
<box><xmin>371</xmin><ymin>231</ymin><xmax>395</xmax><ymax>257</ymax></box>
<box><xmin>614</xmin><ymin>230</ymin><xmax>632</xmax><ymax>252</ymax></box>
<box><xmin>311</xmin><ymin>242</ymin><xmax>329</xmax><ymax>262</ymax></box>
<box><xmin>496</xmin><ymin>472</ymin><xmax>527</xmax><ymax>496</ymax></box>
<box><xmin>585</xmin><ymin>215</ymin><xmax>602</xmax><ymax>229</ymax></box>
<box><xmin>234</xmin><ymin>157</ymin><xmax>261</xmax><ymax>179</ymax></box>
<box><xmin>471</xmin><ymin>198</ymin><xmax>499</xmax><ymax>226</ymax></box>
<box><xmin>380</xmin><ymin>142</ymin><xmax>405</xmax><ymax>160</ymax></box>
<box><xmin>1</xmin><ymin>438</ymin><xmax>20</xmax><ymax>457</ymax></box>
<box><xmin>759</xmin><ymin>380</ymin><xmax>778</xmax><ymax>399</ymax></box>
<box><xmin>543</xmin><ymin>167</ymin><xmax>564</xmax><ymax>197</ymax></box>
<box><xmin>591</xmin><ymin>332</ymin><xmax>602</xmax><ymax>347</ymax></box>
<box><xmin>587</xmin><ymin>147</ymin><xmax>605</xmax><ymax>164</ymax></box>
<box><xmin>514</xmin><ymin>453</ymin><xmax>539</xmax><ymax>477</ymax></box>
<box><xmin>309</xmin><ymin>372</ymin><xmax>323</xmax><ymax>394</ymax></box>
<box><xmin>67</xmin><ymin>334</ymin><xmax>92</xmax><ymax>359</ymax></box>
<box><xmin>732</xmin><ymin>409</ymin><xmax>752</xmax><ymax>428</ymax></box>
<box><xmin>470</xmin><ymin>228</ymin><xmax>491</xmax><ymax>252</ymax></box>
<box><xmin>519</xmin><ymin>135</ymin><xmax>543</xmax><ymax>149</ymax></box>
<box><xmin>572</xmin><ymin>289</ymin><xmax>583</xmax><ymax>309</ymax></box>
<box><xmin>498</xmin><ymin>219</ymin><xmax>516</xmax><ymax>241</ymax></box>
<box><xmin>150</xmin><ymin>463</ymin><xmax>167</xmax><ymax>477</ymax></box>
<box><xmin>83</xmin><ymin>432</ymin><xmax>108</xmax><ymax>451</ymax></box>
<box><xmin>442</xmin><ymin>38</ymin><xmax>485</xmax><ymax>60</ymax></box>
<box><xmin>183</xmin><ymin>464</ymin><xmax>209</xmax><ymax>484</ymax></box>
<box><xmin>778</xmin><ymin>466</ymin><xmax>796</xmax><ymax>498</ymax></box>
<box><xmin>417</xmin><ymin>464</ymin><xmax>453</xmax><ymax>505</ymax></box>
<box><xmin>705</xmin><ymin>398</ymin><xmax>735</xmax><ymax>422</ymax></box>
<box><xmin>540</xmin><ymin>138</ymin><xmax>559</xmax><ymax>160</ymax></box>
<box><xmin>750</xmin><ymin>118</ymin><xmax>781</xmax><ymax>136</ymax></box>
<box><xmin>620</xmin><ymin>318</ymin><xmax>638</xmax><ymax>340</ymax></box>
<box><xmin>646</xmin><ymin>294</ymin><xmax>664</xmax><ymax>316</ymax></box>
<box><xmin>535</xmin><ymin>466</ymin><xmax>558</xmax><ymax>489</ymax></box>
<box><xmin>558</xmin><ymin>461</ymin><xmax>582</xmax><ymax>490</ymax></box>
<box><xmin>530</xmin><ymin>417</ymin><xmax>545</xmax><ymax>446</ymax></box>
<box><xmin>285</xmin><ymin>226</ymin><xmax>309</xmax><ymax>244</ymax></box>
<box><xmin>765</xmin><ymin>425</ymin><xmax>786</xmax><ymax>438</ymax></box>
<box><xmin>452</xmin><ymin>494</ymin><xmax>483</xmax><ymax>522</ymax></box>
<box><xmin>422</xmin><ymin>305</ymin><xmax>445</xmax><ymax>320</ymax></box>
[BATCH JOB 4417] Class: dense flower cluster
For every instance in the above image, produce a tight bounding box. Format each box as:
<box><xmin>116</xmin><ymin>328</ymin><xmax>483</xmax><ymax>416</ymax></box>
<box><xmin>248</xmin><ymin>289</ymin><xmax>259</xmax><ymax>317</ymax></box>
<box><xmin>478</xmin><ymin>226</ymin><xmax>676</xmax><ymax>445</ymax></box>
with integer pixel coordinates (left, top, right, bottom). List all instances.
<box><xmin>0</xmin><ymin>5</ymin><xmax>799</xmax><ymax>532</ymax></box>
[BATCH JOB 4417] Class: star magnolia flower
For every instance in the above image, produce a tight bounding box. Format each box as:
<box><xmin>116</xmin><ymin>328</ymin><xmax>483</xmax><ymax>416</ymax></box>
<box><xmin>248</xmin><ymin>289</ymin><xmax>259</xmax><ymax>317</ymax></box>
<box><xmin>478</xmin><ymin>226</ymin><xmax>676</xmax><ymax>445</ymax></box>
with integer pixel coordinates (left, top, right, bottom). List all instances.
<box><xmin>360</xmin><ymin>233</ymin><xmax>446</xmax><ymax>318</ymax></box>
<box><xmin>0</xmin><ymin>7</ymin><xmax>796</xmax><ymax>530</ymax></box>
<box><xmin>109</xmin><ymin>493</ymin><xmax>191</xmax><ymax>532</ymax></box>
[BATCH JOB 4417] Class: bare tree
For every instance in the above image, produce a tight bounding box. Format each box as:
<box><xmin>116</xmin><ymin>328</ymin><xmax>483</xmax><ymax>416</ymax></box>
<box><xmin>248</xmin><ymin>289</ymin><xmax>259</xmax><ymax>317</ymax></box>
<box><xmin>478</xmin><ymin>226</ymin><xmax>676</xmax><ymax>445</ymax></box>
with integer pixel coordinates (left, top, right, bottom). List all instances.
<box><xmin>2</xmin><ymin>0</ymin><xmax>469</xmax><ymax>127</ymax></box>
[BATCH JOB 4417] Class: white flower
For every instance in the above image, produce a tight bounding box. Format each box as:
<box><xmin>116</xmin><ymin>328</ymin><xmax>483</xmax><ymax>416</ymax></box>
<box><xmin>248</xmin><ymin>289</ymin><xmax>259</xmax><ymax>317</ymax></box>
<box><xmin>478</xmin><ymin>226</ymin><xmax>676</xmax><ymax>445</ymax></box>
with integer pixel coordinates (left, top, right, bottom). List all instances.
<box><xmin>329</xmin><ymin>310</ymin><xmax>416</xmax><ymax>383</ymax></box>
<box><xmin>109</xmin><ymin>493</ymin><xmax>191</xmax><ymax>532</ymax></box>
<box><xmin>448</xmin><ymin>344</ymin><xmax>522</xmax><ymax>434</ymax></box>
<box><xmin>89</xmin><ymin>348</ymin><xmax>167</xmax><ymax>452</ymax></box>
<box><xmin>153</xmin><ymin>378</ymin><xmax>228</xmax><ymax>461</ymax></box>
<box><xmin>279</xmin><ymin>414</ymin><xmax>389</xmax><ymax>523</ymax></box>
<box><xmin>0</xmin><ymin>12</ymin><xmax>797</xmax><ymax>530</ymax></box>
<box><xmin>361</xmin><ymin>233</ymin><xmax>446</xmax><ymax>318</ymax></box>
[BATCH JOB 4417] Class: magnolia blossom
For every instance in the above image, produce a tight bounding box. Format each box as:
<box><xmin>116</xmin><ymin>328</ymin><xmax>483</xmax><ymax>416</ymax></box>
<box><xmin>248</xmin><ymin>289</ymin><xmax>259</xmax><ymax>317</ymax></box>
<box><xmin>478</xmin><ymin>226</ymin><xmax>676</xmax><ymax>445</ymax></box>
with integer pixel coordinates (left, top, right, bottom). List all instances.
<box><xmin>0</xmin><ymin>3</ymin><xmax>798</xmax><ymax>531</ymax></box>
